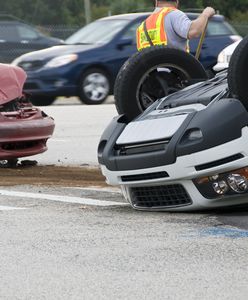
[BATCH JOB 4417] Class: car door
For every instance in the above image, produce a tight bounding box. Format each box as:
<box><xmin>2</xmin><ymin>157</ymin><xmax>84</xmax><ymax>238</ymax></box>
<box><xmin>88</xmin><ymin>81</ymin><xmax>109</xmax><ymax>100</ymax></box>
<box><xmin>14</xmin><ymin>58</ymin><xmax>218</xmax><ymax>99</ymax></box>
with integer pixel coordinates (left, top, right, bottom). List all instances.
<box><xmin>109</xmin><ymin>18</ymin><xmax>144</xmax><ymax>77</ymax></box>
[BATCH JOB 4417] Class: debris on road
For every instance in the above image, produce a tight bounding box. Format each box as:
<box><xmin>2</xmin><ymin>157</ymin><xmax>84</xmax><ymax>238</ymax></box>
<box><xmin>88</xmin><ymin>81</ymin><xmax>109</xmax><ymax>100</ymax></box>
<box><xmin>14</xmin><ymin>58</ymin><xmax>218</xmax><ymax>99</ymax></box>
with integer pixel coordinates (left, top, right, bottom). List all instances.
<box><xmin>0</xmin><ymin>165</ymin><xmax>107</xmax><ymax>187</ymax></box>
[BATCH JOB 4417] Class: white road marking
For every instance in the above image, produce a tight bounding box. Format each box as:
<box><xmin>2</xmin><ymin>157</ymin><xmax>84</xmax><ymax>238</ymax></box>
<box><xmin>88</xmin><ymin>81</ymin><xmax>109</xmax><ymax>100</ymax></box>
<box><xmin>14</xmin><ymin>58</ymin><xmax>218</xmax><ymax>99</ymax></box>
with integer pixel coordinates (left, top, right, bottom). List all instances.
<box><xmin>0</xmin><ymin>205</ymin><xmax>26</xmax><ymax>211</ymax></box>
<box><xmin>65</xmin><ymin>186</ymin><xmax>122</xmax><ymax>194</ymax></box>
<box><xmin>0</xmin><ymin>190</ymin><xmax>127</xmax><ymax>207</ymax></box>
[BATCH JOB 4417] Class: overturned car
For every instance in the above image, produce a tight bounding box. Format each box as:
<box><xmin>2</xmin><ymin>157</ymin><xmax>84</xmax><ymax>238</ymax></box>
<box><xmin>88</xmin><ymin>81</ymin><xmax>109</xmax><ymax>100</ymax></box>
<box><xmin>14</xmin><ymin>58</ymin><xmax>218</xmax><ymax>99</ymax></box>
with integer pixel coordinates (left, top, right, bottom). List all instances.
<box><xmin>0</xmin><ymin>64</ymin><xmax>55</xmax><ymax>163</ymax></box>
<box><xmin>98</xmin><ymin>36</ymin><xmax>248</xmax><ymax>211</ymax></box>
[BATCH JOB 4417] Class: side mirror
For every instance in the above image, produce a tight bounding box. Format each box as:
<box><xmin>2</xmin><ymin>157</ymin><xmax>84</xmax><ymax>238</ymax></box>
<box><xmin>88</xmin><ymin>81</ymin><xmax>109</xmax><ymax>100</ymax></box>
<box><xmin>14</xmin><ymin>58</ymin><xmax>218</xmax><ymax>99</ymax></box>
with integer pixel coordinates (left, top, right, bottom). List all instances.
<box><xmin>117</xmin><ymin>38</ymin><xmax>133</xmax><ymax>49</ymax></box>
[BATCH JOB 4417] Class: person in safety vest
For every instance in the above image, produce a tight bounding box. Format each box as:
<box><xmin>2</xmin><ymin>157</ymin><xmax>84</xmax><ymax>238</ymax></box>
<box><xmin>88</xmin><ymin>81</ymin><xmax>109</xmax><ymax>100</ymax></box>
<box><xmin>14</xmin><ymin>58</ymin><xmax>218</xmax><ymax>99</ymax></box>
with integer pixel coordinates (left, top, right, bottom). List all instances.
<box><xmin>137</xmin><ymin>0</ymin><xmax>215</xmax><ymax>52</ymax></box>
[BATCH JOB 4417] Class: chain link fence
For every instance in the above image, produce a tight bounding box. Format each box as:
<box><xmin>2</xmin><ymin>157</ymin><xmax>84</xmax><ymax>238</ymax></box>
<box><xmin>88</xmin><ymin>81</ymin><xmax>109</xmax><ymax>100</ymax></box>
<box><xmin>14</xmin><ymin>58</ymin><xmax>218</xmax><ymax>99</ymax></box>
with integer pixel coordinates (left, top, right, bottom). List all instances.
<box><xmin>231</xmin><ymin>23</ymin><xmax>248</xmax><ymax>37</ymax></box>
<box><xmin>38</xmin><ymin>25</ymin><xmax>81</xmax><ymax>40</ymax></box>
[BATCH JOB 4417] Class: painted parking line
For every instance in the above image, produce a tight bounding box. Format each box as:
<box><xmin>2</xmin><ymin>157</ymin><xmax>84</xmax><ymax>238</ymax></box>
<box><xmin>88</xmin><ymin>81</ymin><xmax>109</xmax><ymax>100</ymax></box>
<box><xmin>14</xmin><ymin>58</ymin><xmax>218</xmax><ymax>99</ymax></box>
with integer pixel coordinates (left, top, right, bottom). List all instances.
<box><xmin>0</xmin><ymin>190</ymin><xmax>127</xmax><ymax>207</ymax></box>
<box><xmin>65</xmin><ymin>186</ymin><xmax>122</xmax><ymax>194</ymax></box>
<box><xmin>0</xmin><ymin>205</ymin><xmax>26</xmax><ymax>211</ymax></box>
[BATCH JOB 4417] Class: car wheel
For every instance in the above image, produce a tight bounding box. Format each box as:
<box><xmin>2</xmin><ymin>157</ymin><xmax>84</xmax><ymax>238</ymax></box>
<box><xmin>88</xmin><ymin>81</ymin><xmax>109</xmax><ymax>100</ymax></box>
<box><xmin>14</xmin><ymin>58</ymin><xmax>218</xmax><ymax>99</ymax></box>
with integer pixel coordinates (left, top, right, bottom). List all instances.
<box><xmin>228</xmin><ymin>35</ymin><xmax>248</xmax><ymax>110</ymax></box>
<box><xmin>78</xmin><ymin>68</ymin><xmax>110</xmax><ymax>105</ymax></box>
<box><xmin>114</xmin><ymin>46</ymin><xmax>208</xmax><ymax>121</ymax></box>
<box><xmin>29</xmin><ymin>96</ymin><xmax>56</xmax><ymax>106</ymax></box>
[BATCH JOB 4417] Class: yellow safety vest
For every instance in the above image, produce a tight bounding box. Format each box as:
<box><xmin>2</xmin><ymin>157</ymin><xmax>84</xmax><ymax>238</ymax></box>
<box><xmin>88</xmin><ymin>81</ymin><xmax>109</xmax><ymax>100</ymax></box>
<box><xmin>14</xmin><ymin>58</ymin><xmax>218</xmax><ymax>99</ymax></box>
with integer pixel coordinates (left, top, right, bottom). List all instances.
<box><xmin>136</xmin><ymin>7</ymin><xmax>190</xmax><ymax>52</ymax></box>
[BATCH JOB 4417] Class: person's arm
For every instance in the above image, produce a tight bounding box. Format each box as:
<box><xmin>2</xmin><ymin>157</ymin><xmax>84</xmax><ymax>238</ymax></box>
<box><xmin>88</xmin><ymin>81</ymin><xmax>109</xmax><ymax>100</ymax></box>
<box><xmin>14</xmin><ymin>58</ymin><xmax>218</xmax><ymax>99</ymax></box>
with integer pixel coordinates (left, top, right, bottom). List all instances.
<box><xmin>188</xmin><ymin>7</ymin><xmax>215</xmax><ymax>39</ymax></box>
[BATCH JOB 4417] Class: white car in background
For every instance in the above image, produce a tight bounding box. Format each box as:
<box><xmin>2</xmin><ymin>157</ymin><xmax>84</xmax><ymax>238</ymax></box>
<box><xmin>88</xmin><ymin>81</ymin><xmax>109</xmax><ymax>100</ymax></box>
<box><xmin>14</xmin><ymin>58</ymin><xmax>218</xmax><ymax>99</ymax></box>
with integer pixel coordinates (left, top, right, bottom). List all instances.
<box><xmin>213</xmin><ymin>40</ymin><xmax>242</xmax><ymax>71</ymax></box>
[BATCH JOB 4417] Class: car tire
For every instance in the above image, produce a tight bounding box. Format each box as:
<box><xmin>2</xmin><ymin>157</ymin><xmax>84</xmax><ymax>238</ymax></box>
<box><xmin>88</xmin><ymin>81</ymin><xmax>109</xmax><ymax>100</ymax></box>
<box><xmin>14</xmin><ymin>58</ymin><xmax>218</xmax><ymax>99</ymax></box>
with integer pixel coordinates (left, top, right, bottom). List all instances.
<box><xmin>228</xmin><ymin>35</ymin><xmax>248</xmax><ymax>110</ymax></box>
<box><xmin>114</xmin><ymin>46</ymin><xmax>208</xmax><ymax>121</ymax></box>
<box><xmin>29</xmin><ymin>96</ymin><xmax>56</xmax><ymax>106</ymax></box>
<box><xmin>78</xmin><ymin>68</ymin><xmax>110</xmax><ymax>105</ymax></box>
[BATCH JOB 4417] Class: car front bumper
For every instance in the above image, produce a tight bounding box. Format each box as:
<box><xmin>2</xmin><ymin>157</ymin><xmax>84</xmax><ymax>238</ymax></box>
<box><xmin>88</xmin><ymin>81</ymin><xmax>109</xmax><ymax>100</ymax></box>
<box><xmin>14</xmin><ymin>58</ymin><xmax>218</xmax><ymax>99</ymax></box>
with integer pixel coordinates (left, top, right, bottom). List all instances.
<box><xmin>23</xmin><ymin>75</ymin><xmax>77</xmax><ymax>97</ymax></box>
<box><xmin>0</xmin><ymin>109</ymin><xmax>55</xmax><ymax>159</ymax></box>
<box><xmin>100</xmin><ymin>127</ymin><xmax>248</xmax><ymax>211</ymax></box>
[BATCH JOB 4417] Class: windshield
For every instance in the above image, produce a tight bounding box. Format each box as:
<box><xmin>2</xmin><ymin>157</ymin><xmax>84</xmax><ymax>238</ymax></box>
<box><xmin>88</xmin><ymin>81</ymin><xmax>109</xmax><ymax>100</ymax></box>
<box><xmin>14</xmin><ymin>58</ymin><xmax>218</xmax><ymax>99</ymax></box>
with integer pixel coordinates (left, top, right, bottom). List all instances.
<box><xmin>207</xmin><ymin>21</ymin><xmax>239</xmax><ymax>36</ymax></box>
<box><xmin>66</xmin><ymin>19</ymin><xmax>130</xmax><ymax>44</ymax></box>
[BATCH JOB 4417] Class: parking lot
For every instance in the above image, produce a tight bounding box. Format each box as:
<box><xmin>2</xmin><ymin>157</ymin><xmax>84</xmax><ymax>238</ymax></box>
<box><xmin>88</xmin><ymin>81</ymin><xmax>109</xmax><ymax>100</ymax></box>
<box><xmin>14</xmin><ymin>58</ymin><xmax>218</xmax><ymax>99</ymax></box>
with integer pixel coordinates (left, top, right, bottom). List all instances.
<box><xmin>0</xmin><ymin>100</ymin><xmax>247</xmax><ymax>299</ymax></box>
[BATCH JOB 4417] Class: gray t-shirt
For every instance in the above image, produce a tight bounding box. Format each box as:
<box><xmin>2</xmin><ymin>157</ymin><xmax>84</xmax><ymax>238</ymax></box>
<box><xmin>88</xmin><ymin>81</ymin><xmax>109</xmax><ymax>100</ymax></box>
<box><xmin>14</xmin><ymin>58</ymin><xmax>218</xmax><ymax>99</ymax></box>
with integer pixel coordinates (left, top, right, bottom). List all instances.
<box><xmin>154</xmin><ymin>8</ymin><xmax>192</xmax><ymax>50</ymax></box>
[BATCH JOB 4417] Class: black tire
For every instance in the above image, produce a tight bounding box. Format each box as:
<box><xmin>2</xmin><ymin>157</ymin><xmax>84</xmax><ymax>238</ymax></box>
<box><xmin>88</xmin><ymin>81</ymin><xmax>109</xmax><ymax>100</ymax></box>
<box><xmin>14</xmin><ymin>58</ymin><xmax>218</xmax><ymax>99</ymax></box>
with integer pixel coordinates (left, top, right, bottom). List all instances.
<box><xmin>29</xmin><ymin>96</ymin><xmax>55</xmax><ymax>106</ymax></box>
<box><xmin>114</xmin><ymin>46</ymin><xmax>208</xmax><ymax>121</ymax></box>
<box><xmin>228</xmin><ymin>36</ymin><xmax>248</xmax><ymax>110</ymax></box>
<box><xmin>78</xmin><ymin>68</ymin><xmax>110</xmax><ymax>105</ymax></box>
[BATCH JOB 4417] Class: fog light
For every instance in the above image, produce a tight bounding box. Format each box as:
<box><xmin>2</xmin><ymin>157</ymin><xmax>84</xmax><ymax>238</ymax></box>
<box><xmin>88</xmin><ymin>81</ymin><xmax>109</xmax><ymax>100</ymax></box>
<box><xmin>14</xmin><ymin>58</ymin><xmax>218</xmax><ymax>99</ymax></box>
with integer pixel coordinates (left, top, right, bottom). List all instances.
<box><xmin>212</xmin><ymin>180</ymin><xmax>229</xmax><ymax>195</ymax></box>
<box><xmin>180</xmin><ymin>128</ymin><xmax>203</xmax><ymax>144</ymax></box>
<box><xmin>186</xmin><ymin>129</ymin><xmax>203</xmax><ymax>141</ymax></box>
<box><xmin>227</xmin><ymin>174</ymin><xmax>248</xmax><ymax>193</ymax></box>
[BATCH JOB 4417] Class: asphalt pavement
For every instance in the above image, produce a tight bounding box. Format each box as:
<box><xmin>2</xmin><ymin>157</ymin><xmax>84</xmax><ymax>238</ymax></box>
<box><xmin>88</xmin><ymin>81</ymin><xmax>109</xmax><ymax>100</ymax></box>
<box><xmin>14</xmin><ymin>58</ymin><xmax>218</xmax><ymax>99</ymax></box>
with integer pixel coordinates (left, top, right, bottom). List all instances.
<box><xmin>0</xmin><ymin>184</ymin><xmax>248</xmax><ymax>300</ymax></box>
<box><xmin>0</xmin><ymin>98</ymin><xmax>248</xmax><ymax>299</ymax></box>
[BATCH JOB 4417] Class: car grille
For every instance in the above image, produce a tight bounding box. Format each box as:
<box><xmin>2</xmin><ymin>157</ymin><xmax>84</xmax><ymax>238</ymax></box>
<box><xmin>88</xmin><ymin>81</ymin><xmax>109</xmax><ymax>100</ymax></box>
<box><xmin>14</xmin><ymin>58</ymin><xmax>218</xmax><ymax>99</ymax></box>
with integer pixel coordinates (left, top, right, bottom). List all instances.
<box><xmin>121</xmin><ymin>171</ymin><xmax>169</xmax><ymax>182</ymax></box>
<box><xmin>130</xmin><ymin>184</ymin><xmax>192</xmax><ymax>208</ymax></box>
<box><xmin>18</xmin><ymin>60</ymin><xmax>45</xmax><ymax>71</ymax></box>
<box><xmin>1</xmin><ymin>139</ymin><xmax>46</xmax><ymax>151</ymax></box>
<box><xmin>116</xmin><ymin>139</ymin><xmax>169</xmax><ymax>156</ymax></box>
<box><xmin>0</xmin><ymin>98</ymin><xmax>39</xmax><ymax>119</ymax></box>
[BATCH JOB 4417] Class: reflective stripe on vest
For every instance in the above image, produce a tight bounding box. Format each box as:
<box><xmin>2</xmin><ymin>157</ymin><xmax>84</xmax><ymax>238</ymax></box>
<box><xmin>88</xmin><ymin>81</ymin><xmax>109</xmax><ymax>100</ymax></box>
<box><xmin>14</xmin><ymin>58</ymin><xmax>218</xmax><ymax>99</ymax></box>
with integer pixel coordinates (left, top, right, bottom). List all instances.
<box><xmin>136</xmin><ymin>7</ymin><xmax>190</xmax><ymax>52</ymax></box>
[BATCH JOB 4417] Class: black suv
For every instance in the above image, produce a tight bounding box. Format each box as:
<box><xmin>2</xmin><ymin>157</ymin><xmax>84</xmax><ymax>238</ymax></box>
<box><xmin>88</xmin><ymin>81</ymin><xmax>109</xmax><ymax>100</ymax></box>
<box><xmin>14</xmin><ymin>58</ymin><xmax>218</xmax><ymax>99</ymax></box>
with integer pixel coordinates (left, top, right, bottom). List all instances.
<box><xmin>0</xmin><ymin>14</ymin><xmax>64</xmax><ymax>63</ymax></box>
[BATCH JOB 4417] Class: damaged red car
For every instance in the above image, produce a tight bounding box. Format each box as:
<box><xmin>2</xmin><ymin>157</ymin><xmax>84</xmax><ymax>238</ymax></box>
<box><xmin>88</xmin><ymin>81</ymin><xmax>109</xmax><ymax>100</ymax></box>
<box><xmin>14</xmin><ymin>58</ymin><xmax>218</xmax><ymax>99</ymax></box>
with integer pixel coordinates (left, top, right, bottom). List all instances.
<box><xmin>0</xmin><ymin>64</ymin><xmax>55</xmax><ymax>162</ymax></box>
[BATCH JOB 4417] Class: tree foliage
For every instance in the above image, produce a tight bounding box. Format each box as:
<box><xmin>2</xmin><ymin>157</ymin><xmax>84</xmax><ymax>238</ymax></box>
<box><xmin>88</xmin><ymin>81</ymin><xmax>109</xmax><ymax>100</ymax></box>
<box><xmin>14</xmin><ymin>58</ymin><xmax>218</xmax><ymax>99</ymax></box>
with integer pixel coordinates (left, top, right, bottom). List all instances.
<box><xmin>0</xmin><ymin>0</ymin><xmax>247</xmax><ymax>25</ymax></box>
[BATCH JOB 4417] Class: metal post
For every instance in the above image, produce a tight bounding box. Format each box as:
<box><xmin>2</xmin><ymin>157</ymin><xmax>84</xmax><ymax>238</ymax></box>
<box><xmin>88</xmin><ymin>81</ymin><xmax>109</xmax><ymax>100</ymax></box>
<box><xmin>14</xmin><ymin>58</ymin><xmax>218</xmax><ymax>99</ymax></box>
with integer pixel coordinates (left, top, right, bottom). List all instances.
<box><xmin>84</xmin><ymin>0</ymin><xmax>91</xmax><ymax>24</ymax></box>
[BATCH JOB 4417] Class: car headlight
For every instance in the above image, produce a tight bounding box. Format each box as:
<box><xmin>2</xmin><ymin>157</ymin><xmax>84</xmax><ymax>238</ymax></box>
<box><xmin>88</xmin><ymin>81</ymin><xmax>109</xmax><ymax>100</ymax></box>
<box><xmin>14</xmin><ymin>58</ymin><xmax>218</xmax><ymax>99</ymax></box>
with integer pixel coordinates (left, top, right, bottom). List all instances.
<box><xmin>45</xmin><ymin>54</ymin><xmax>78</xmax><ymax>68</ymax></box>
<box><xmin>217</xmin><ymin>51</ymin><xmax>226</xmax><ymax>64</ymax></box>
<box><xmin>194</xmin><ymin>167</ymin><xmax>248</xmax><ymax>198</ymax></box>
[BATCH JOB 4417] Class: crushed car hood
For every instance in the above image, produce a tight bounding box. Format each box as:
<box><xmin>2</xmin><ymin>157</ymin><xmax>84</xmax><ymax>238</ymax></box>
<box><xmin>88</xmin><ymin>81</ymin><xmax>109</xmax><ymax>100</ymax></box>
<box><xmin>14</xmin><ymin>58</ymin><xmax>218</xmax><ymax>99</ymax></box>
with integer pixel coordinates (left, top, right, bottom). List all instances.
<box><xmin>0</xmin><ymin>64</ymin><xmax>27</xmax><ymax>105</ymax></box>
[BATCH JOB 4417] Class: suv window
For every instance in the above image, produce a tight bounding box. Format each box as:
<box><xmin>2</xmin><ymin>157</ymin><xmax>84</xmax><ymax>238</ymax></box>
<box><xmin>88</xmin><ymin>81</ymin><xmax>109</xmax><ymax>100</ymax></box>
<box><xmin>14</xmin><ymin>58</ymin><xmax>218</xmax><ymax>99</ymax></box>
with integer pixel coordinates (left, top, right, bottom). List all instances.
<box><xmin>0</xmin><ymin>24</ymin><xmax>18</xmax><ymax>40</ymax></box>
<box><xmin>17</xmin><ymin>24</ymin><xmax>39</xmax><ymax>40</ymax></box>
<box><xmin>207</xmin><ymin>21</ymin><xmax>236</xmax><ymax>36</ymax></box>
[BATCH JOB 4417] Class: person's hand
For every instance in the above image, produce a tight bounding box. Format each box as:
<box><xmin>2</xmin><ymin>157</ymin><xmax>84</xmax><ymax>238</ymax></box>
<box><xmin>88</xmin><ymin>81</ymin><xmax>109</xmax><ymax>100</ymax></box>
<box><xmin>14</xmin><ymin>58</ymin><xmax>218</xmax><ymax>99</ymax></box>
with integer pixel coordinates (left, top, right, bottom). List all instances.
<box><xmin>202</xmin><ymin>7</ymin><xmax>215</xmax><ymax>18</ymax></box>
